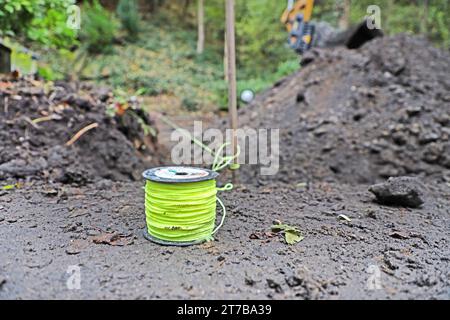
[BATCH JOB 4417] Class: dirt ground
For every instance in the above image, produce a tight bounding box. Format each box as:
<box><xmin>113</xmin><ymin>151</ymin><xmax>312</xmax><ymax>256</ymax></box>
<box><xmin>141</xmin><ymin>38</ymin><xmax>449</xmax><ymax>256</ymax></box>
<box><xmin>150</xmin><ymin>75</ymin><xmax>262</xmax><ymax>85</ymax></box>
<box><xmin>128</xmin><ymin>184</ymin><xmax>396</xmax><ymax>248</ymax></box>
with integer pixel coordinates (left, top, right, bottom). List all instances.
<box><xmin>0</xmin><ymin>34</ymin><xmax>449</xmax><ymax>299</ymax></box>
<box><xmin>1</xmin><ymin>181</ymin><xmax>449</xmax><ymax>299</ymax></box>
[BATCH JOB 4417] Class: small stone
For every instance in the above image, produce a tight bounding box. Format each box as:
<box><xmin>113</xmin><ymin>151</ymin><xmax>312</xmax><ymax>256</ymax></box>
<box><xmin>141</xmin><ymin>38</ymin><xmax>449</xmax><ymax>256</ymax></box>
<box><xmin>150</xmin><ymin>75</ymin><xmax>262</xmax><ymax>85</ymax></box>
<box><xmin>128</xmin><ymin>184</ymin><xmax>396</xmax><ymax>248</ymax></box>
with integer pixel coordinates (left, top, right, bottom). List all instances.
<box><xmin>296</xmin><ymin>92</ymin><xmax>305</xmax><ymax>103</ymax></box>
<box><xmin>391</xmin><ymin>131</ymin><xmax>408</xmax><ymax>145</ymax></box>
<box><xmin>419</xmin><ymin>132</ymin><xmax>440</xmax><ymax>145</ymax></box>
<box><xmin>415</xmin><ymin>274</ymin><xmax>438</xmax><ymax>287</ymax></box>
<box><xmin>406</xmin><ymin>105</ymin><xmax>422</xmax><ymax>117</ymax></box>
<box><xmin>285</xmin><ymin>275</ymin><xmax>303</xmax><ymax>287</ymax></box>
<box><xmin>369</xmin><ymin>177</ymin><xmax>426</xmax><ymax>208</ymax></box>
<box><xmin>266</xmin><ymin>279</ymin><xmax>283</xmax><ymax>293</ymax></box>
<box><xmin>96</xmin><ymin>179</ymin><xmax>113</xmax><ymax>190</ymax></box>
<box><xmin>390</xmin><ymin>231</ymin><xmax>409</xmax><ymax>240</ymax></box>
<box><xmin>245</xmin><ymin>277</ymin><xmax>256</xmax><ymax>286</ymax></box>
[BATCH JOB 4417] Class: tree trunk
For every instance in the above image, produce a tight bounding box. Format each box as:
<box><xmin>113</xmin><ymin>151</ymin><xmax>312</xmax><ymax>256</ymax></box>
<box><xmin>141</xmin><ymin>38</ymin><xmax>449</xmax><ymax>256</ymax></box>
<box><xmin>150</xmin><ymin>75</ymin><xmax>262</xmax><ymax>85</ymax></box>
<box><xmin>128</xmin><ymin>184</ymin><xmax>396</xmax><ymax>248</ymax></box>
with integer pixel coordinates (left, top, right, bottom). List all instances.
<box><xmin>421</xmin><ymin>0</ymin><xmax>429</xmax><ymax>35</ymax></box>
<box><xmin>225</xmin><ymin>0</ymin><xmax>239</xmax><ymax>181</ymax></box>
<box><xmin>197</xmin><ymin>0</ymin><xmax>205</xmax><ymax>54</ymax></box>
<box><xmin>224</xmin><ymin>32</ymin><xmax>228</xmax><ymax>81</ymax></box>
<box><xmin>338</xmin><ymin>0</ymin><xmax>351</xmax><ymax>30</ymax></box>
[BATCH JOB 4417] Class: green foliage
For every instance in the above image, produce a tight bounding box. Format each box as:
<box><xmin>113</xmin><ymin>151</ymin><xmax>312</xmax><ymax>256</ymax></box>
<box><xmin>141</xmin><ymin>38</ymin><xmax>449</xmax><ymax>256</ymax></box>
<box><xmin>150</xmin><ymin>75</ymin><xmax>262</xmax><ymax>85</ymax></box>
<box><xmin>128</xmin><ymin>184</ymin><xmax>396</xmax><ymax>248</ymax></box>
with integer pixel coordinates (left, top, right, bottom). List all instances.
<box><xmin>37</xmin><ymin>65</ymin><xmax>57</xmax><ymax>81</ymax></box>
<box><xmin>348</xmin><ymin>0</ymin><xmax>450</xmax><ymax>48</ymax></box>
<box><xmin>84</xmin><ymin>21</ymin><xmax>222</xmax><ymax>110</ymax></box>
<box><xmin>428</xmin><ymin>5</ymin><xmax>450</xmax><ymax>48</ymax></box>
<box><xmin>39</xmin><ymin>47</ymin><xmax>77</xmax><ymax>80</ymax></box>
<box><xmin>234</xmin><ymin>1</ymin><xmax>298</xmax><ymax>76</ymax></box>
<box><xmin>0</xmin><ymin>0</ymin><xmax>77</xmax><ymax>49</ymax></box>
<box><xmin>203</xmin><ymin>0</ymin><xmax>299</xmax><ymax>79</ymax></box>
<box><xmin>79</xmin><ymin>0</ymin><xmax>118</xmax><ymax>54</ymax></box>
<box><xmin>117</xmin><ymin>0</ymin><xmax>141</xmax><ymax>41</ymax></box>
<box><xmin>17</xmin><ymin>0</ymin><xmax>449</xmax><ymax>112</ymax></box>
<box><xmin>274</xmin><ymin>59</ymin><xmax>300</xmax><ymax>79</ymax></box>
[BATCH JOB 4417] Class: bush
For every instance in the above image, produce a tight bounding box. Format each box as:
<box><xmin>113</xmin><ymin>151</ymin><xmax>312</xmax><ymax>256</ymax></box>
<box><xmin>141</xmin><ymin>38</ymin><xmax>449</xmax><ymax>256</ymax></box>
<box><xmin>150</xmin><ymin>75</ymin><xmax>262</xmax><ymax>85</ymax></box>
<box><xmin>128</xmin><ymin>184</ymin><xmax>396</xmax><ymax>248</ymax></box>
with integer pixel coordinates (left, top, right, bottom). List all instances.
<box><xmin>116</xmin><ymin>0</ymin><xmax>141</xmax><ymax>41</ymax></box>
<box><xmin>0</xmin><ymin>0</ymin><xmax>77</xmax><ymax>49</ymax></box>
<box><xmin>79</xmin><ymin>0</ymin><xmax>118</xmax><ymax>54</ymax></box>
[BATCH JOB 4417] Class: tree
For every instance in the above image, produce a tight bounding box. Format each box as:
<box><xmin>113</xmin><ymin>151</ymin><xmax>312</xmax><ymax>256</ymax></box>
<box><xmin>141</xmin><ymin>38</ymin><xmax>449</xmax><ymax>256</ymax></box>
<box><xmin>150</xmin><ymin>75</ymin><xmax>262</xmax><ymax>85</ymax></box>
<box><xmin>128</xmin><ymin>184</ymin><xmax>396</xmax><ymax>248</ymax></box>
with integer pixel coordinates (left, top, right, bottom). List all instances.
<box><xmin>0</xmin><ymin>0</ymin><xmax>77</xmax><ymax>49</ymax></box>
<box><xmin>117</xmin><ymin>0</ymin><xmax>141</xmax><ymax>41</ymax></box>
<box><xmin>421</xmin><ymin>0</ymin><xmax>429</xmax><ymax>35</ymax></box>
<box><xmin>338</xmin><ymin>0</ymin><xmax>351</xmax><ymax>29</ymax></box>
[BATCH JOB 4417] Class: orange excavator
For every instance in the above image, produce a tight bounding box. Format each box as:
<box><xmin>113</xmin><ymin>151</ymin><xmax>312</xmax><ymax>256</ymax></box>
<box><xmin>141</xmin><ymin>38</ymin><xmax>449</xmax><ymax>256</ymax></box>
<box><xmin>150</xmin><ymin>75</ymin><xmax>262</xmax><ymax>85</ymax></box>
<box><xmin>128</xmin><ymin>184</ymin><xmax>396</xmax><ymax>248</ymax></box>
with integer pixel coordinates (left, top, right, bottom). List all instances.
<box><xmin>281</xmin><ymin>0</ymin><xmax>383</xmax><ymax>54</ymax></box>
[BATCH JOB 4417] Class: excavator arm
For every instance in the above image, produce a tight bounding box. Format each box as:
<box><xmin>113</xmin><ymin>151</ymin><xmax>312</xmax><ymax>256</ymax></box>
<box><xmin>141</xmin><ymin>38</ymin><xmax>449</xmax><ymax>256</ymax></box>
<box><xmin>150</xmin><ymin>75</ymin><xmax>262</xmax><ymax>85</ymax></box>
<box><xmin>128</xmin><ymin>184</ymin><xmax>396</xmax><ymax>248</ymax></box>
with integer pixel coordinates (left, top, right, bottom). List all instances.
<box><xmin>281</xmin><ymin>0</ymin><xmax>383</xmax><ymax>55</ymax></box>
<box><xmin>281</xmin><ymin>0</ymin><xmax>315</xmax><ymax>54</ymax></box>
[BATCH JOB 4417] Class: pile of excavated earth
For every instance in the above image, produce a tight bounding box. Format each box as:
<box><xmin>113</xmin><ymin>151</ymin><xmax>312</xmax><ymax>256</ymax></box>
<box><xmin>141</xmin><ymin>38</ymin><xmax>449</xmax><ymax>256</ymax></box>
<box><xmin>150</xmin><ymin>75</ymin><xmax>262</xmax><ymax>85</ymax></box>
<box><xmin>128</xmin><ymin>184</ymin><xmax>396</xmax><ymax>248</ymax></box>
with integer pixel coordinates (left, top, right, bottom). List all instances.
<box><xmin>236</xmin><ymin>34</ymin><xmax>450</xmax><ymax>185</ymax></box>
<box><xmin>0</xmin><ymin>78</ymin><xmax>161</xmax><ymax>184</ymax></box>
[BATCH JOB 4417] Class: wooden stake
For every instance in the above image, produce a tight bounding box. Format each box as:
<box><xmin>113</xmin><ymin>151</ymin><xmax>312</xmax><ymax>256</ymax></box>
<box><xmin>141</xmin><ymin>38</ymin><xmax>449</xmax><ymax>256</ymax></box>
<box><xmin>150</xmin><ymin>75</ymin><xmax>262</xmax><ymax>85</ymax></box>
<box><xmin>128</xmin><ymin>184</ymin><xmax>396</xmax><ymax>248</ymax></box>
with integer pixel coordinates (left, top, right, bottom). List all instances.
<box><xmin>224</xmin><ymin>32</ymin><xmax>228</xmax><ymax>82</ymax></box>
<box><xmin>225</xmin><ymin>0</ymin><xmax>239</xmax><ymax>182</ymax></box>
<box><xmin>338</xmin><ymin>0</ymin><xmax>351</xmax><ymax>30</ymax></box>
<box><xmin>196</xmin><ymin>0</ymin><xmax>205</xmax><ymax>54</ymax></box>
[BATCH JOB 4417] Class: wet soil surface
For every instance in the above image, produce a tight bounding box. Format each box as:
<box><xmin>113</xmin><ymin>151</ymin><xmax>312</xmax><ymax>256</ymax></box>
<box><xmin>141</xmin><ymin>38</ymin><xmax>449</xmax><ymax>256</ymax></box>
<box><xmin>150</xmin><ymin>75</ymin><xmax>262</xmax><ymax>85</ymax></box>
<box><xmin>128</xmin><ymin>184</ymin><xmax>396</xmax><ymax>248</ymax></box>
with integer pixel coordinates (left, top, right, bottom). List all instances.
<box><xmin>1</xmin><ymin>35</ymin><xmax>449</xmax><ymax>299</ymax></box>
<box><xmin>0</xmin><ymin>181</ymin><xmax>449</xmax><ymax>299</ymax></box>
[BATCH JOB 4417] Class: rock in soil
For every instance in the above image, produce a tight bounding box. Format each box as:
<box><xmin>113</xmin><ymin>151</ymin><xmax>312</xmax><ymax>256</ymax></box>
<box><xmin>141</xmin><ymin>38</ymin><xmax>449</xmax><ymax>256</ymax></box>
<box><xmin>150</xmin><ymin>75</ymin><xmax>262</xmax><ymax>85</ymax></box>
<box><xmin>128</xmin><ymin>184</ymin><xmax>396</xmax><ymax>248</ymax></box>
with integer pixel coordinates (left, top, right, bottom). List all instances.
<box><xmin>368</xmin><ymin>176</ymin><xmax>426</xmax><ymax>208</ymax></box>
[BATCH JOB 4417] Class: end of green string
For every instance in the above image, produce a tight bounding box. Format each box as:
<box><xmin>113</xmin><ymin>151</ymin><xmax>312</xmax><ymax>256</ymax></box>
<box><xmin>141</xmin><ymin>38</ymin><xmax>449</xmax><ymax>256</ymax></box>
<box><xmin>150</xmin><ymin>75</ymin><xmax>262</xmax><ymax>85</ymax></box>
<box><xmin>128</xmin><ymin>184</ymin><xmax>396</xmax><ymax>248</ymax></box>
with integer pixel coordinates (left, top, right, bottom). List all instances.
<box><xmin>217</xmin><ymin>183</ymin><xmax>233</xmax><ymax>191</ymax></box>
<box><xmin>229</xmin><ymin>163</ymin><xmax>240</xmax><ymax>170</ymax></box>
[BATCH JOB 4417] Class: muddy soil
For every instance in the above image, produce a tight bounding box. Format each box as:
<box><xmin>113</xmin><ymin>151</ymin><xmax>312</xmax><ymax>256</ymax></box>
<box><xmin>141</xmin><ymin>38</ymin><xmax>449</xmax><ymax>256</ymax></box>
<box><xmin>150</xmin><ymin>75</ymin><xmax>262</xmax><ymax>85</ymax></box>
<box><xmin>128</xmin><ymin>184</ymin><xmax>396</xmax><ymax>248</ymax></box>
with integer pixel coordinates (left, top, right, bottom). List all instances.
<box><xmin>0</xmin><ymin>78</ymin><xmax>162</xmax><ymax>184</ymax></box>
<box><xmin>235</xmin><ymin>35</ymin><xmax>450</xmax><ymax>185</ymax></box>
<box><xmin>0</xmin><ymin>181</ymin><xmax>449</xmax><ymax>299</ymax></box>
<box><xmin>0</xmin><ymin>35</ymin><xmax>449</xmax><ymax>299</ymax></box>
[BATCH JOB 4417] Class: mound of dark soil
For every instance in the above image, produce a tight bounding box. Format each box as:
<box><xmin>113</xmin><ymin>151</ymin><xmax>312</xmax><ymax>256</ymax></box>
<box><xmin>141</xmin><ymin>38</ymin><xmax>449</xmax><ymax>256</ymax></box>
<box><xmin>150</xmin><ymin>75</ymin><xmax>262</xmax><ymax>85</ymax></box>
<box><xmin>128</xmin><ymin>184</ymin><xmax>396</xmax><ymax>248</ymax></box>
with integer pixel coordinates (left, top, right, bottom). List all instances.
<box><xmin>237</xmin><ymin>35</ymin><xmax>450</xmax><ymax>185</ymax></box>
<box><xmin>0</xmin><ymin>78</ymin><xmax>161</xmax><ymax>184</ymax></box>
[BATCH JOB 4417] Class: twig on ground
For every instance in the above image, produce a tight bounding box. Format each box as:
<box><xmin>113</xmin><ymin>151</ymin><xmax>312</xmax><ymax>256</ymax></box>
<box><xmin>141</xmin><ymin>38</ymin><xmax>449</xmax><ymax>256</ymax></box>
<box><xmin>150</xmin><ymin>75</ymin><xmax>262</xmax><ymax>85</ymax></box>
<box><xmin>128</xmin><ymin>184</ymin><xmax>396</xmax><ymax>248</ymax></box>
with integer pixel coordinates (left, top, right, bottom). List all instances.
<box><xmin>23</xmin><ymin>116</ymin><xmax>40</xmax><ymax>129</ymax></box>
<box><xmin>3</xmin><ymin>97</ymin><xmax>8</xmax><ymax>114</ymax></box>
<box><xmin>31</xmin><ymin>114</ymin><xmax>62</xmax><ymax>124</ymax></box>
<box><xmin>65</xmin><ymin>122</ymin><xmax>99</xmax><ymax>146</ymax></box>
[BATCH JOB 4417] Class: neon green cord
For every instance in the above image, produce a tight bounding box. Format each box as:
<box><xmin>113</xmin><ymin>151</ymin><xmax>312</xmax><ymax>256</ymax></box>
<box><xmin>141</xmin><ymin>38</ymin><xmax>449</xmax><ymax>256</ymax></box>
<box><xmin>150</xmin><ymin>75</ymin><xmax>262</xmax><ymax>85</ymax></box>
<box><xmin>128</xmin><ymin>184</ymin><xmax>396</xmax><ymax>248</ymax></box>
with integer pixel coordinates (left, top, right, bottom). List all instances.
<box><xmin>145</xmin><ymin>180</ymin><xmax>229</xmax><ymax>243</ymax></box>
<box><xmin>159</xmin><ymin>114</ymin><xmax>241</xmax><ymax>172</ymax></box>
<box><xmin>146</xmin><ymin>115</ymin><xmax>241</xmax><ymax>243</ymax></box>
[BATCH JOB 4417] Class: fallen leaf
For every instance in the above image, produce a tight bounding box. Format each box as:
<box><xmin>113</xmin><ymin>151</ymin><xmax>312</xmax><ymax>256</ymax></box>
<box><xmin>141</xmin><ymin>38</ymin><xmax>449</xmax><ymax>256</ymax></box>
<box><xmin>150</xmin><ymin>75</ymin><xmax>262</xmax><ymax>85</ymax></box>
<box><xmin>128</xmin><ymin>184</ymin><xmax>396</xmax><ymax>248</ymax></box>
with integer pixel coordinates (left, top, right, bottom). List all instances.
<box><xmin>91</xmin><ymin>232</ymin><xmax>133</xmax><ymax>246</ymax></box>
<box><xmin>271</xmin><ymin>223</ymin><xmax>304</xmax><ymax>245</ymax></box>
<box><xmin>249</xmin><ymin>231</ymin><xmax>276</xmax><ymax>240</ymax></box>
<box><xmin>285</xmin><ymin>229</ymin><xmax>304</xmax><ymax>245</ymax></box>
<box><xmin>249</xmin><ymin>233</ymin><xmax>260</xmax><ymax>240</ymax></box>
<box><xmin>271</xmin><ymin>224</ymin><xmax>292</xmax><ymax>233</ymax></box>
<box><xmin>1</xmin><ymin>183</ymin><xmax>21</xmax><ymax>190</ymax></box>
<box><xmin>0</xmin><ymin>81</ymin><xmax>12</xmax><ymax>90</ymax></box>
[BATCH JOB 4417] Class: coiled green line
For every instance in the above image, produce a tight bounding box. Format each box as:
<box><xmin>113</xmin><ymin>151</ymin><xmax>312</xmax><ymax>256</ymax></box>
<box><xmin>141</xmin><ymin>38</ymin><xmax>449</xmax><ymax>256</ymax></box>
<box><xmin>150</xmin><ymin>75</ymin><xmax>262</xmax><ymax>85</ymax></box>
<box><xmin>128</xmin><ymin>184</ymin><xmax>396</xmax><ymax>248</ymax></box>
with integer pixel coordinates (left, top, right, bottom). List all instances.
<box><xmin>144</xmin><ymin>122</ymin><xmax>240</xmax><ymax>243</ymax></box>
<box><xmin>145</xmin><ymin>179</ymin><xmax>231</xmax><ymax>243</ymax></box>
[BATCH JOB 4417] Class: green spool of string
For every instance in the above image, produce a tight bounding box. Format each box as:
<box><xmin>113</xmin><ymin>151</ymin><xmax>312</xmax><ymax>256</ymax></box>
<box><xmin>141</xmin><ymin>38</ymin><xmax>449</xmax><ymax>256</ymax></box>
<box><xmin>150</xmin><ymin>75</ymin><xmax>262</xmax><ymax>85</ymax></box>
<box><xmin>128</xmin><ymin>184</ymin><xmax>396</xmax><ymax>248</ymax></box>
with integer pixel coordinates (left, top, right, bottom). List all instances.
<box><xmin>143</xmin><ymin>143</ymin><xmax>239</xmax><ymax>246</ymax></box>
